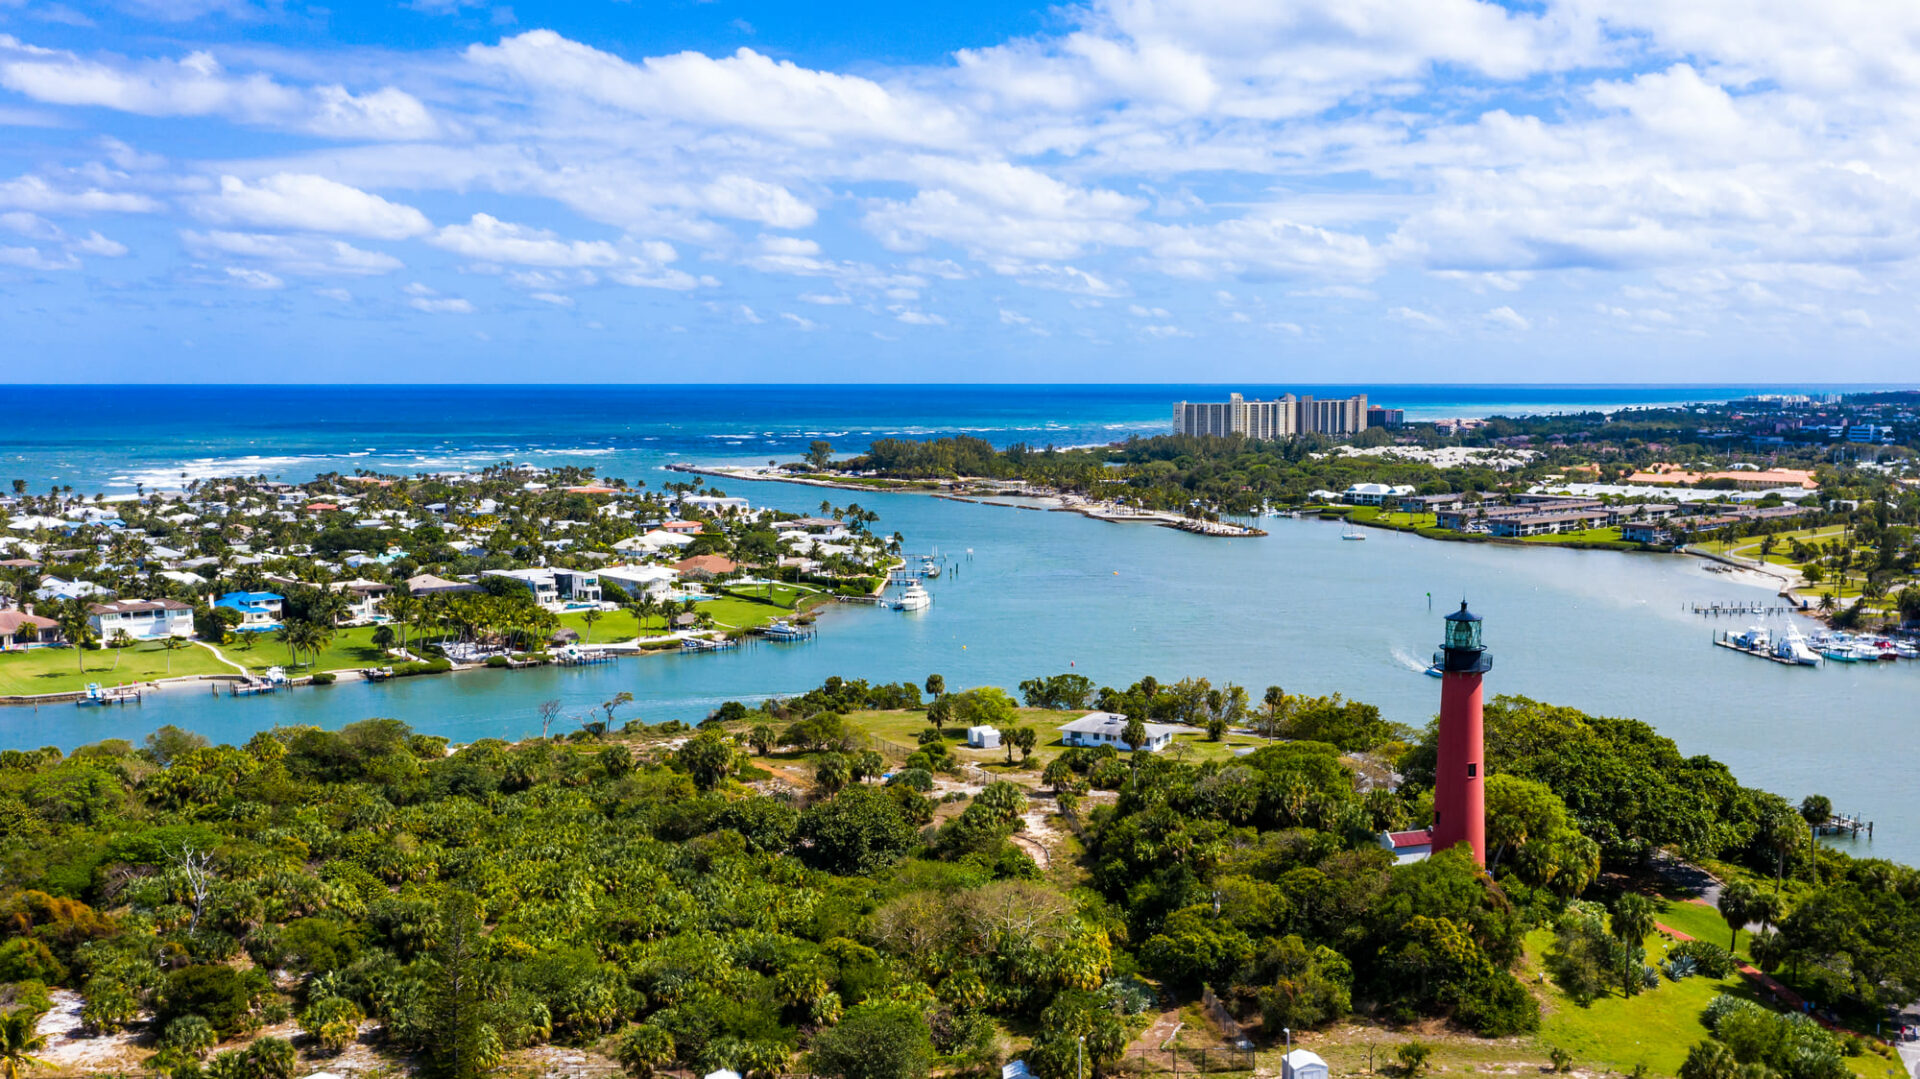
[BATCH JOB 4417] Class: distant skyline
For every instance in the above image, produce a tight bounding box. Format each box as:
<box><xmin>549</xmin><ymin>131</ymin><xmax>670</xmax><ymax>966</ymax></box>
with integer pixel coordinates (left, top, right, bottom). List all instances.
<box><xmin>2</xmin><ymin>2</ymin><xmax>1918</xmax><ymax>382</ymax></box>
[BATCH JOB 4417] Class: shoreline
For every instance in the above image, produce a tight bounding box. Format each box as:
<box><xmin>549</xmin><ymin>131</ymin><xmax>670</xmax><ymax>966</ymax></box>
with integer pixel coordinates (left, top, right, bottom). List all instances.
<box><xmin>672</xmin><ymin>462</ymin><xmax>1268</xmax><ymax>537</ymax></box>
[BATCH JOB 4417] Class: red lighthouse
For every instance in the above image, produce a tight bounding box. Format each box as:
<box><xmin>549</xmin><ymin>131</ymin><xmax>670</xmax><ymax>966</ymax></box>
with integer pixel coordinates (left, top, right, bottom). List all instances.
<box><xmin>1431</xmin><ymin>601</ymin><xmax>1490</xmax><ymax>868</ymax></box>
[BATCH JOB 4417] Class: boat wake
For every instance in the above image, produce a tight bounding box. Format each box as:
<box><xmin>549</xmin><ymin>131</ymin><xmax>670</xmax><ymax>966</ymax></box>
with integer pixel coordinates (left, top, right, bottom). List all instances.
<box><xmin>1390</xmin><ymin>646</ymin><xmax>1430</xmax><ymax>673</ymax></box>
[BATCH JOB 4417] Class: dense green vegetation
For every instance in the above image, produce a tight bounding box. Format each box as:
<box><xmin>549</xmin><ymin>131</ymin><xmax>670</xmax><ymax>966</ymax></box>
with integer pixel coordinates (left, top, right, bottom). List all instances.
<box><xmin>0</xmin><ymin>676</ymin><xmax>1914</xmax><ymax>1079</ymax></box>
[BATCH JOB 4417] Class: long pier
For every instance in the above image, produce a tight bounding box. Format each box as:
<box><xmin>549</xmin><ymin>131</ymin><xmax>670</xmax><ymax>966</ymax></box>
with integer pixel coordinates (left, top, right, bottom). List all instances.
<box><xmin>1692</xmin><ymin>602</ymin><xmax>1798</xmax><ymax>617</ymax></box>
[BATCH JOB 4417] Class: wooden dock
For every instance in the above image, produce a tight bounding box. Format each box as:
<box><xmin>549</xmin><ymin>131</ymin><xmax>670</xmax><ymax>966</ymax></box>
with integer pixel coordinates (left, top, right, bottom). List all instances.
<box><xmin>1712</xmin><ymin>635</ymin><xmax>1805</xmax><ymax>666</ymax></box>
<box><xmin>1815</xmin><ymin>812</ymin><xmax>1874</xmax><ymax>839</ymax></box>
<box><xmin>1693</xmin><ymin>602</ymin><xmax>1798</xmax><ymax>617</ymax></box>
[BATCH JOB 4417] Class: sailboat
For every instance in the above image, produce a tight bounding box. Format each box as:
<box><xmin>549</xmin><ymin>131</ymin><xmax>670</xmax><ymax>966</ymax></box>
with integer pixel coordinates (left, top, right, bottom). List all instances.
<box><xmin>1342</xmin><ymin>517</ymin><xmax>1366</xmax><ymax>541</ymax></box>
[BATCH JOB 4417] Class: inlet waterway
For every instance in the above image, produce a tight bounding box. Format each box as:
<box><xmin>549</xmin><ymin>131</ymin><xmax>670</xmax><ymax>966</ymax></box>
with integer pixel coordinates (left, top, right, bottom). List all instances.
<box><xmin>7</xmin><ymin>477</ymin><xmax>1914</xmax><ymax>864</ymax></box>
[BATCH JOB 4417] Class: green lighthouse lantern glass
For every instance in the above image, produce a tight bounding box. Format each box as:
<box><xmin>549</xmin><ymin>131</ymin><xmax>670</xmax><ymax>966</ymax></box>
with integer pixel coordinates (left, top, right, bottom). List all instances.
<box><xmin>1443</xmin><ymin>602</ymin><xmax>1482</xmax><ymax>653</ymax></box>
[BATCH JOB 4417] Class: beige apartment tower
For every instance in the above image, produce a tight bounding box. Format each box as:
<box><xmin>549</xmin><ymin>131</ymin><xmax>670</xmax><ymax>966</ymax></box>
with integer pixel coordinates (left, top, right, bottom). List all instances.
<box><xmin>1172</xmin><ymin>392</ymin><xmax>1369</xmax><ymax>439</ymax></box>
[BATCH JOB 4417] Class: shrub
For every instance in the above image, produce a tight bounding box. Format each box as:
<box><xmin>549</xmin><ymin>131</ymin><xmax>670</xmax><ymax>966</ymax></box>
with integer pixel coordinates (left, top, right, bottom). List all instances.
<box><xmin>613</xmin><ymin>1024</ymin><xmax>676</xmax><ymax>1076</ymax></box>
<box><xmin>157</xmin><ymin>965</ymin><xmax>266</xmax><ymax>1036</ymax></box>
<box><xmin>1397</xmin><ymin>1042</ymin><xmax>1431</xmax><ymax>1076</ymax></box>
<box><xmin>162</xmin><ymin>1015</ymin><xmax>219</xmax><ymax>1059</ymax></box>
<box><xmin>308</xmin><ymin>672</ymin><xmax>336</xmax><ymax>685</ymax></box>
<box><xmin>484</xmin><ymin>656</ymin><xmax>509</xmax><ymax>668</ymax></box>
<box><xmin>300</xmin><ymin>995</ymin><xmax>364</xmax><ymax>1052</ymax></box>
<box><xmin>1668</xmin><ymin>940</ymin><xmax>1737</xmax><ymax>979</ymax></box>
<box><xmin>1549</xmin><ymin>1047</ymin><xmax>1574</xmax><ymax>1072</ymax></box>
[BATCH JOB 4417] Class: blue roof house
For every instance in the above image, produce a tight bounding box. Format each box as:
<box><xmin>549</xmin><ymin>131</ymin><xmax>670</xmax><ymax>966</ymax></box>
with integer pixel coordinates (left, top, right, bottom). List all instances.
<box><xmin>216</xmin><ymin>591</ymin><xmax>285</xmax><ymax>630</ymax></box>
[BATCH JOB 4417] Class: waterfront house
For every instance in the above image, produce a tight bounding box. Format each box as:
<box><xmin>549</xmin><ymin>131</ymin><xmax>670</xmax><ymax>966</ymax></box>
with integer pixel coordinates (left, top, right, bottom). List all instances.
<box><xmin>88</xmin><ymin>598</ymin><xmax>193</xmax><ymax>641</ymax></box>
<box><xmin>1343</xmin><ymin>482</ymin><xmax>1416</xmax><ymax>506</ymax></box>
<box><xmin>1398</xmin><ymin>493</ymin><xmax>1463</xmax><ymax>514</ymax></box>
<box><xmin>0</xmin><ymin>609</ymin><xmax>61</xmax><ymax>650</ymax></box>
<box><xmin>673</xmin><ymin>555</ymin><xmax>738</xmax><ymax>581</ymax></box>
<box><xmin>598</xmin><ymin>564</ymin><xmax>678</xmax><ymax>598</ymax></box>
<box><xmin>36</xmin><ymin>576</ymin><xmax>112</xmax><ymax>602</ymax></box>
<box><xmin>1484</xmin><ymin>508</ymin><xmax>1616</xmax><ymax>537</ymax></box>
<box><xmin>1058</xmin><ymin>712</ymin><xmax>1176</xmax><ymax>752</ymax></box>
<box><xmin>1621</xmin><ymin>522</ymin><xmax>1674</xmax><ymax>545</ymax></box>
<box><xmin>332</xmin><ymin>579</ymin><xmax>393</xmax><ymax>623</ymax></box>
<box><xmin>405</xmin><ymin>573</ymin><xmax>480</xmax><ymax>597</ymax></box>
<box><xmin>483</xmin><ymin>568</ymin><xmax>602</xmax><ymax>608</ymax></box>
<box><xmin>660</xmin><ymin>520</ymin><xmax>706</xmax><ymax>534</ymax></box>
<box><xmin>215</xmin><ymin>591</ymin><xmax>285</xmax><ymax>630</ymax></box>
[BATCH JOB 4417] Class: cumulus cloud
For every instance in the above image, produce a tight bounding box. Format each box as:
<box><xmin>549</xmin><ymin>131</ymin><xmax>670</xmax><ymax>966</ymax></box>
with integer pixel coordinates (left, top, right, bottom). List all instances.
<box><xmin>430</xmin><ymin>213</ymin><xmax>619</xmax><ymax>267</ymax></box>
<box><xmin>182</xmin><ymin>229</ymin><xmax>404</xmax><ymax>275</ymax></box>
<box><xmin>191</xmin><ymin>174</ymin><xmax>431</xmax><ymax>240</ymax></box>
<box><xmin>1483</xmin><ymin>305</ymin><xmax>1530</xmax><ymax>331</ymax></box>
<box><xmin>0</xmin><ymin>173</ymin><xmax>160</xmax><ymax>214</ymax></box>
<box><xmin>0</xmin><ymin>36</ymin><xmax>436</xmax><ymax>138</ymax></box>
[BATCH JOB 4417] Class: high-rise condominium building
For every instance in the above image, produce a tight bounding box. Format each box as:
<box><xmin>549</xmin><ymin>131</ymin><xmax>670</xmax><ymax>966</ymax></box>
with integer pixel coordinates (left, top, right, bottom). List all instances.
<box><xmin>1172</xmin><ymin>392</ymin><xmax>1370</xmax><ymax>439</ymax></box>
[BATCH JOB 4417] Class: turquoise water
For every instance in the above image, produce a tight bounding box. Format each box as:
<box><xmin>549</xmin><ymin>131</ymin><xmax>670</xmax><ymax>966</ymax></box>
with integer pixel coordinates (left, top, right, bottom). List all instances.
<box><xmin>1</xmin><ymin>383</ymin><xmax>1887</xmax><ymax>495</ymax></box>
<box><xmin>8</xmin><ymin>477</ymin><xmax>1913</xmax><ymax>863</ymax></box>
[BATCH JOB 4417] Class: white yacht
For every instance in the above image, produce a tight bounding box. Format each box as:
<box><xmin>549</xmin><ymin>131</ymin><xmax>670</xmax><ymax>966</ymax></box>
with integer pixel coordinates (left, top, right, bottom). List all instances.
<box><xmin>1730</xmin><ymin>624</ymin><xmax>1771</xmax><ymax>652</ymax></box>
<box><xmin>895</xmin><ymin>581</ymin><xmax>931</xmax><ymax>611</ymax></box>
<box><xmin>1772</xmin><ymin>626</ymin><xmax>1821</xmax><ymax>666</ymax></box>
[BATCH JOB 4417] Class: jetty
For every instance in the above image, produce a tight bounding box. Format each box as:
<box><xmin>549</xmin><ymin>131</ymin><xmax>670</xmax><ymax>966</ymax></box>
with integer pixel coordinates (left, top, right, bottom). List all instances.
<box><xmin>1691</xmin><ymin>601</ymin><xmax>1798</xmax><ymax>617</ymax></box>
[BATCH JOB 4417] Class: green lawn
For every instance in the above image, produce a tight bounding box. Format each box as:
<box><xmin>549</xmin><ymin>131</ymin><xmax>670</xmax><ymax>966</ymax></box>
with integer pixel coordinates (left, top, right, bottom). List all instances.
<box><xmin>0</xmin><ymin>640</ymin><xmax>232</xmax><ymax>695</ymax></box>
<box><xmin>1528</xmin><ymin>926</ymin><xmax>1750</xmax><ymax>1075</ymax></box>
<box><xmin>1520</xmin><ymin>526</ymin><xmax>1626</xmax><ymax>544</ymax></box>
<box><xmin>226</xmin><ymin>624</ymin><xmax>399</xmax><ymax>674</ymax></box>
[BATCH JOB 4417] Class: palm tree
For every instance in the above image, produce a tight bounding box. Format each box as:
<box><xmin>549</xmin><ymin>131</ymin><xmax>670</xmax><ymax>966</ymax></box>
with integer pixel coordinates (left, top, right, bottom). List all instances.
<box><xmin>581</xmin><ymin>607</ymin><xmax>601</xmax><ymax>643</ymax></box>
<box><xmin>1610</xmin><ymin>893</ymin><xmax>1656</xmax><ymax>997</ymax></box>
<box><xmin>160</xmin><ymin>633</ymin><xmax>187</xmax><ymax>675</ymax></box>
<box><xmin>0</xmin><ymin>1007</ymin><xmax>50</xmax><ymax>1079</ymax></box>
<box><xmin>385</xmin><ymin>591</ymin><xmax>418</xmax><ymax>655</ymax></box>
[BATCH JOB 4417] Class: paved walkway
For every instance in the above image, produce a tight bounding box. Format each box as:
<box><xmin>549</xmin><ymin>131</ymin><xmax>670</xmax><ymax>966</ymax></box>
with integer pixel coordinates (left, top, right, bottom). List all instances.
<box><xmin>191</xmin><ymin>639</ymin><xmax>248</xmax><ymax>673</ymax></box>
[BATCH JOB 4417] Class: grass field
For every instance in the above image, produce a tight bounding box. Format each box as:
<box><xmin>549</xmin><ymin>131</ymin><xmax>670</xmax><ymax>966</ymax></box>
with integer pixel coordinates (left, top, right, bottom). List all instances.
<box><xmin>222</xmin><ymin>624</ymin><xmax>398</xmax><ymax>674</ymax></box>
<box><xmin>0</xmin><ymin>639</ymin><xmax>232</xmax><ymax>695</ymax></box>
<box><xmin>1521</xmin><ymin>526</ymin><xmax>1625</xmax><ymax>544</ymax></box>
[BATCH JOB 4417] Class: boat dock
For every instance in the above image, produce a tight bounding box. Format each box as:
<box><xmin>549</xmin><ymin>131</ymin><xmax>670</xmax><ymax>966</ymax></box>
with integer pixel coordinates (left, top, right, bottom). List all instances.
<box><xmin>1815</xmin><ymin>812</ymin><xmax>1874</xmax><ymax>839</ymax></box>
<box><xmin>554</xmin><ymin>650</ymin><xmax>616</xmax><ymax>666</ymax></box>
<box><xmin>1712</xmin><ymin>634</ymin><xmax>1805</xmax><ymax>665</ymax></box>
<box><xmin>228</xmin><ymin>677</ymin><xmax>278</xmax><ymax>697</ymax></box>
<box><xmin>76</xmin><ymin>683</ymin><xmax>142</xmax><ymax>707</ymax></box>
<box><xmin>680</xmin><ymin>635</ymin><xmax>737</xmax><ymax>652</ymax></box>
<box><xmin>1692</xmin><ymin>602</ymin><xmax>1799</xmax><ymax>617</ymax></box>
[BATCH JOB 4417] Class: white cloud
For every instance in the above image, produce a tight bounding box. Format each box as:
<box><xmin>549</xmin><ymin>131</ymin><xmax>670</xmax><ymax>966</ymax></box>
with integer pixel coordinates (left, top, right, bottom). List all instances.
<box><xmin>1128</xmin><ymin>304</ymin><xmax>1170</xmax><ymax>318</ymax></box>
<box><xmin>224</xmin><ymin>266</ymin><xmax>284</xmax><ymax>289</ymax></box>
<box><xmin>430</xmin><ymin>213</ymin><xmax>619</xmax><ymax>267</ymax></box>
<box><xmin>409</xmin><ymin>294</ymin><xmax>475</xmax><ymax>313</ymax></box>
<box><xmin>529</xmin><ymin>291</ymin><xmax>574</xmax><ymax>307</ymax></box>
<box><xmin>892</xmin><ymin>307</ymin><xmax>947</xmax><ymax>325</ymax></box>
<box><xmin>1141</xmin><ymin>323</ymin><xmax>1190</xmax><ymax>338</ymax></box>
<box><xmin>72</xmin><ymin>231</ymin><xmax>128</xmax><ymax>256</ymax></box>
<box><xmin>0</xmin><ymin>36</ymin><xmax>436</xmax><ymax>138</ymax></box>
<box><xmin>315</xmin><ymin>287</ymin><xmax>352</xmax><ymax>301</ymax></box>
<box><xmin>192</xmin><ymin>174</ymin><xmax>431</xmax><ymax>240</ymax></box>
<box><xmin>799</xmin><ymin>292</ymin><xmax>851</xmax><ymax>305</ymax></box>
<box><xmin>0</xmin><ymin>245</ymin><xmax>78</xmax><ymax>270</ymax></box>
<box><xmin>780</xmin><ymin>311</ymin><xmax>819</xmax><ymax>330</ymax></box>
<box><xmin>1389</xmin><ymin>306</ymin><xmax>1448</xmax><ymax>331</ymax></box>
<box><xmin>1483</xmin><ymin>305</ymin><xmax>1530</xmax><ymax>331</ymax></box>
<box><xmin>182</xmin><ymin>229</ymin><xmax>404</xmax><ymax>275</ymax></box>
<box><xmin>734</xmin><ymin>304</ymin><xmax>763</xmax><ymax>323</ymax></box>
<box><xmin>467</xmin><ymin>31</ymin><xmax>969</xmax><ymax>148</ymax></box>
<box><xmin>0</xmin><ymin>173</ymin><xmax>160</xmax><ymax>214</ymax></box>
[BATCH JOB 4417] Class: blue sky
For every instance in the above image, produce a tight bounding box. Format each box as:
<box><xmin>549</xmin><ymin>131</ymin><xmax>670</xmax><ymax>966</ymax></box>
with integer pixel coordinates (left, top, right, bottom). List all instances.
<box><xmin>2</xmin><ymin>0</ymin><xmax>1917</xmax><ymax>382</ymax></box>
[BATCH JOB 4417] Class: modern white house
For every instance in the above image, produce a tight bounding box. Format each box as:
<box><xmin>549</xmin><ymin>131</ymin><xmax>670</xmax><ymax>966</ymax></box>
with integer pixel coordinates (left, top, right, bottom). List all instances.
<box><xmin>215</xmin><ymin>591</ymin><xmax>284</xmax><ymax>630</ymax></box>
<box><xmin>36</xmin><ymin>576</ymin><xmax>112</xmax><ymax>602</ymax></box>
<box><xmin>331</xmin><ymin>578</ymin><xmax>393</xmax><ymax>623</ymax></box>
<box><xmin>483</xmin><ymin>567</ymin><xmax>602</xmax><ymax>608</ymax></box>
<box><xmin>1344</xmin><ymin>482</ymin><xmax>1418</xmax><ymax>506</ymax></box>
<box><xmin>597</xmin><ymin>563</ymin><xmax>678</xmax><ymax>598</ymax></box>
<box><xmin>1057</xmin><ymin>711</ymin><xmax>1177</xmax><ymax>752</ymax></box>
<box><xmin>88</xmin><ymin>598</ymin><xmax>194</xmax><ymax>641</ymax></box>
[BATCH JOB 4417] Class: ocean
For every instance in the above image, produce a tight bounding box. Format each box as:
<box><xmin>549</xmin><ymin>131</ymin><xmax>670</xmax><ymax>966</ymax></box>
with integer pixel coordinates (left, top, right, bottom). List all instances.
<box><xmin>0</xmin><ymin>383</ymin><xmax>1889</xmax><ymax>495</ymax></box>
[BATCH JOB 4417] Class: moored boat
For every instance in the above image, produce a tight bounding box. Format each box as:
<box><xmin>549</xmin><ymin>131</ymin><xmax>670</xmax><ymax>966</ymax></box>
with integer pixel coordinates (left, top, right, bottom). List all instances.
<box><xmin>895</xmin><ymin>581</ymin><xmax>931</xmax><ymax>611</ymax></box>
